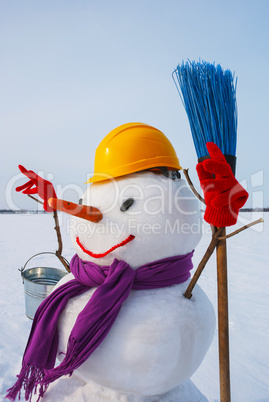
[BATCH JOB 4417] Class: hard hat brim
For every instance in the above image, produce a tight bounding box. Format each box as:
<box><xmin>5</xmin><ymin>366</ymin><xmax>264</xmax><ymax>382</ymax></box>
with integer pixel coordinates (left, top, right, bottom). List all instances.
<box><xmin>86</xmin><ymin>157</ymin><xmax>182</xmax><ymax>184</ymax></box>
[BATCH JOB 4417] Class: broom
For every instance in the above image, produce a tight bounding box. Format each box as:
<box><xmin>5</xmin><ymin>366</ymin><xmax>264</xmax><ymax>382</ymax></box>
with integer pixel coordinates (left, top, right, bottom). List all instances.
<box><xmin>173</xmin><ymin>60</ymin><xmax>238</xmax><ymax>402</ymax></box>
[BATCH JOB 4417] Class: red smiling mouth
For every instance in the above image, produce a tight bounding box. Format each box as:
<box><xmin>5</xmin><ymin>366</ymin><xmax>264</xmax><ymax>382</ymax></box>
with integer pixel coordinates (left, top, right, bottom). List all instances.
<box><xmin>76</xmin><ymin>235</ymin><xmax>135</xmax><ymax>258</ymax></box>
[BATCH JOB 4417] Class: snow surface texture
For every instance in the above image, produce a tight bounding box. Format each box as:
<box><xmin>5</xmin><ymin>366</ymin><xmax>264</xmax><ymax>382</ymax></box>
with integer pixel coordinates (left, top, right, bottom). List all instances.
<box><xmin>0</xmin><ymin>210</ymin><xmax>268</xmax><ymax>401</ymax></box>
<box><xmin>37</xmin><ymin>376</ymin><xmax>208</xmax><ymax>402</ymax></box>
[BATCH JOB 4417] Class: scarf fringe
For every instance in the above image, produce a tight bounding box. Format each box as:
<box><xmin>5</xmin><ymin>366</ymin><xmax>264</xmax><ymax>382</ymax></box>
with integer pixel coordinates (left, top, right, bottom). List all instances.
<box><xmin>42</xmin><ymin>336</ymin><xmax>76</xmax><ymax>386</ymax></box>
<box><xmin>5</xmin><ymin>363</ymin><xmax>47</xmax><ymax>402</ymax></box>
<box><xmin>6</xmin><ymin>337</ymin><xmax>77</xmax><ymax>401</ymax></box>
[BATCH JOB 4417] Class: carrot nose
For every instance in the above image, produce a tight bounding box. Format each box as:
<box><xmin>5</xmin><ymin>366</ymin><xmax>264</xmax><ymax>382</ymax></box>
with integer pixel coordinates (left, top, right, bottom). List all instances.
<box><xmin>48</xmin><ymin>198</ymin><xmax>103</xmax><ymax>223</ymax></box>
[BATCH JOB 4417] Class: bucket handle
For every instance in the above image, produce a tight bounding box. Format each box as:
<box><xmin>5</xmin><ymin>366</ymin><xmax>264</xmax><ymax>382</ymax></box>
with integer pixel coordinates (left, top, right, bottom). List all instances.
<box><xmin>19</xmin><ymin>252</ymin><xmax>70</xmax><ymax>275</ymax></box>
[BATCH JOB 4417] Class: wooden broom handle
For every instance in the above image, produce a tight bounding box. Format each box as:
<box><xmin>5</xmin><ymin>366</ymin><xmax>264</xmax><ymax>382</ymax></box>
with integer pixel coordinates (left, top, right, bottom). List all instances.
<box><xmin>216</xmin><ymin>227</ymin><xmax>231</xmax><ymax>402</ymax></box>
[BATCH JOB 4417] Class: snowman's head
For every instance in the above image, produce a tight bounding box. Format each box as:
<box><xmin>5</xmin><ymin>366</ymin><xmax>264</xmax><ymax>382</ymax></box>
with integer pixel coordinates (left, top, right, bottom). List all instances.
<box><xmin>69</xmin><ymin>171</ymin><xmax>202</xmax><ymax>268</ymax></box>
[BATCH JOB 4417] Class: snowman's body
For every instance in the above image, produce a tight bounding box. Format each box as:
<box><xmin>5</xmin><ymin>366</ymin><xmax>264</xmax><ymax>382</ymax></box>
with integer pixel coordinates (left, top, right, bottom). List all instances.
<box><xmin>55</xmin><ymin>172</ymin><xmax>215</xmax><ymax>397</ymax></box>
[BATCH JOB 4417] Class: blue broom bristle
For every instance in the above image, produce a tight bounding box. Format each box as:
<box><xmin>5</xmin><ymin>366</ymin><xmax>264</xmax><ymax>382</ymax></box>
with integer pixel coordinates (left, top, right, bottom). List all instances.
<box><xmin>172</xmin><ymin>60</ymin><xmax>237</xmax><ymax>159</ymax></box>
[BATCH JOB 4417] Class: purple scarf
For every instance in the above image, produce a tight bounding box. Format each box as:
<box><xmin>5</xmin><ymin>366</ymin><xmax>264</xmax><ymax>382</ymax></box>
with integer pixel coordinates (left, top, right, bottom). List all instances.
<box><xmin>6</xmin><ymin>251</ymin><xmax>193</xmax><ymax>401</ymax></box>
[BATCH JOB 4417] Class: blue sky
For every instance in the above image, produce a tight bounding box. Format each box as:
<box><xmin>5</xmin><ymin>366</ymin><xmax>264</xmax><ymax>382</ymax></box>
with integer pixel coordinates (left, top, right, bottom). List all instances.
<box><xmin>1</xmin><ymin>0</ymin><xmax>269</xmax><ymax>209</ymax></box>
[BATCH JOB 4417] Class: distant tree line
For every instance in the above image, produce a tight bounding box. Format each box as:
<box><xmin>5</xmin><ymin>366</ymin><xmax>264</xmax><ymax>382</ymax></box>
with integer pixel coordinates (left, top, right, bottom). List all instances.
<box><xmin>0</xmin><ymin>209</ymin><xmax>47</xmax><ymax>214</ymax></box>
<box><xmin>0</xmin><ymin>208</ymin><xmax>268</xmax><ymax>214</ymax></box>
<box><xmin>240</xmin><ymin>208</ymin><xmax>269</xmax><ymax>212</ymax></box>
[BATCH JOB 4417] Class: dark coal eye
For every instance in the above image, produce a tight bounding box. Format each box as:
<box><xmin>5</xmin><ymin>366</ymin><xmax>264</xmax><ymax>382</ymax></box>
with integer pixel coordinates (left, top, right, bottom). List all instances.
<box><xmin>120</xmin><ymin>198</ymin><xmax>134</xmax><ymax>212</ymax></box>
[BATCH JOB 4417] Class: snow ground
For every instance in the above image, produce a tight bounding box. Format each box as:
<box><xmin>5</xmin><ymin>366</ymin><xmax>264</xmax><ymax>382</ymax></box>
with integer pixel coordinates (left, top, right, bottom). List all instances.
<box><xmin>0</xmin><ymin>212</ymin><xmax>268</xmax><ymax>401</ymax></box>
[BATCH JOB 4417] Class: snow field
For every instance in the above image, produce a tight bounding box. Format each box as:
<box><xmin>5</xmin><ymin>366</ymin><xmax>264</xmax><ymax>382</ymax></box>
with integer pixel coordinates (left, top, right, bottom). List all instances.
<box><xmin>0</xmin><ymin>212</ymin><xmax>268</xmax><ymax>401</ymax></box>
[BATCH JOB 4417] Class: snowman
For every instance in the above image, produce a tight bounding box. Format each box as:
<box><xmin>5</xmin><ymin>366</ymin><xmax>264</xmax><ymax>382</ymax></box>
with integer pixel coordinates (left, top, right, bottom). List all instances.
<box><xmin>8</xmin><ymin>123</ymin><xmax>217</xmax><ymax>402</ymax></box>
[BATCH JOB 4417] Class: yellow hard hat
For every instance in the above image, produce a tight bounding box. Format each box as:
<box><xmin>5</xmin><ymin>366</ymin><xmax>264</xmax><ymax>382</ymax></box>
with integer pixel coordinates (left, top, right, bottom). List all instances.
<box><xmin>86</xmin><ymin>122</ymin><xmax>182</xmax><ymax>184</ymax></box>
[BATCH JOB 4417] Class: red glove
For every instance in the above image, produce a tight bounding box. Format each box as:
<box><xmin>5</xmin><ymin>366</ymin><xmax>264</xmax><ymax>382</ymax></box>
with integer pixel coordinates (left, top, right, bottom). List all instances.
<box><xmin>196</xmin><ymin>143</ymin><xmax>248</xmax><ymax>227</ymax></box>
<box><xmin>16</xmin><ymin>165</ymin><xmax>57</xmax><ymax>212</ymax></box>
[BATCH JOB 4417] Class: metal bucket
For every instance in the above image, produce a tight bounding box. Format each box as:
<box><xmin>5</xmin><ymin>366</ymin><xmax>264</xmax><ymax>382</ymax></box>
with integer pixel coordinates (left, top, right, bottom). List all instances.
<box><xmin>21</xmin><ymin>252</ymin><xmax>69</xmax><ymax>319</ymax></box>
